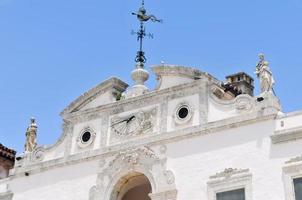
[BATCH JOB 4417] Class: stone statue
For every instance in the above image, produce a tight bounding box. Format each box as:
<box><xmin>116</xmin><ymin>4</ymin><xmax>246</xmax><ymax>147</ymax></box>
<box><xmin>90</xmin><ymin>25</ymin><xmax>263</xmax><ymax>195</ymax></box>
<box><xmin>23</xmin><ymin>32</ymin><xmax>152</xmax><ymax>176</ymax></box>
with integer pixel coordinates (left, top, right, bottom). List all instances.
<box><xmin>25</xmin><ymin>118</ymin><xmax>38</xmax><ymax>153</ymax></box>
<box><xmin>255</xmin><ymin>54</ymin><xmax>275</xmax><ymax>94</ymax></box>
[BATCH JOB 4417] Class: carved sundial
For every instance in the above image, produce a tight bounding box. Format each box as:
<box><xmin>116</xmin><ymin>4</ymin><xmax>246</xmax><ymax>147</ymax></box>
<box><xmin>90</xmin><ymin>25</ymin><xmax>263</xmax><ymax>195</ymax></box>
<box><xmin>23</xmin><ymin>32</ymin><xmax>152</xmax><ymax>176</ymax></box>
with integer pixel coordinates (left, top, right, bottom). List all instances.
<box><xmin>110</xmin><ymin>109</ymin><xmax>156</xmax><ymax>137</ymax></box>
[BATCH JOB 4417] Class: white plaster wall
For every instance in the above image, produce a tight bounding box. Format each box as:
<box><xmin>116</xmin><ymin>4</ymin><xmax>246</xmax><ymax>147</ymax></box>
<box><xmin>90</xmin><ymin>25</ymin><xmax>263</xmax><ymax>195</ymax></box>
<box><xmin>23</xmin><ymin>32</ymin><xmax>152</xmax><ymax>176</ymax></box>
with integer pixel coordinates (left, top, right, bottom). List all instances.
<box><xmin>0</xmin><ymin>178</ymin><xmax>9</xmax><ymax>193</ymax></box>
<box><xmin>159</xmin><ymin>76</ymin><xmax>194</xmax><ymax>90</ymax></box>
<box><xmin>208</xmin><ymin>100</ymin><xmax>238</xmax><ymax>122</ymax></box>
<box><xmin>43</xmin><ymin>139</ymin><xmax>66</xmax><ymax>161</ymax></box>
<box><xmin>276</xmin><ymin>112</ymin><xmax>302</xmax><ymax>131</ymax></box>
<box><xmin>10</xmin><ymin>160</ymin><xmax>98</xmax><ymax>200</ymax></box>
<box><xmin>81</xmin><ymin>90</ymin><xmax>116</xmax><ymax>111</ymax></box>
<box><xmin>71</xmin><ymin>118</ymin><xmax>103</xmax><ymax>154</ymax></box>
<box><xmin>166</xmin><ymin>120</ymin><xmax>300</xmax><ymax>200</ymax></box>
<box><xmin>167</xmin><ymin>94</ymin><xmax>200</xmax><ymax>132</ymax></box>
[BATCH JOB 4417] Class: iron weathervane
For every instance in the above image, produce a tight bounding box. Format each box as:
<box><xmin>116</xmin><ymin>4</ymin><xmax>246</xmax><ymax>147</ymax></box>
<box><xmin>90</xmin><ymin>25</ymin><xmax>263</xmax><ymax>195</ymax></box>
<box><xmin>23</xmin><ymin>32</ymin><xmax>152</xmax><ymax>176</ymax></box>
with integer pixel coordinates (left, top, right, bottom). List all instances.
<box><xmin>132</xmin><ymin>0</ymin><xmax>162</xmax><ymax>63</ymax></box>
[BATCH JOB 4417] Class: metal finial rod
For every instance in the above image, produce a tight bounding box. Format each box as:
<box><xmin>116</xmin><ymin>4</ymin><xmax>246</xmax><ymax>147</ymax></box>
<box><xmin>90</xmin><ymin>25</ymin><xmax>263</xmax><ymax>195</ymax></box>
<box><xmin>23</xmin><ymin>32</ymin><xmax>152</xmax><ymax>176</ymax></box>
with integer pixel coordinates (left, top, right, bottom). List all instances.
<box><xmin>132</xmin><ymin>1</ymin><xmax>162</xmax><ymax>64</ymax></box>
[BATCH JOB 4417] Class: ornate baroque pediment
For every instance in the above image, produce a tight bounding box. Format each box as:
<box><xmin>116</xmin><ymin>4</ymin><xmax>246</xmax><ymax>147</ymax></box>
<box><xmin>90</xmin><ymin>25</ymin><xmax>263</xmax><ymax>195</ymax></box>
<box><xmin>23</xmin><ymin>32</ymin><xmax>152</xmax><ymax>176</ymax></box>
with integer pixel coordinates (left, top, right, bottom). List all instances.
<box><xmin>89</xmin><ymin>145</ymin><xmax>177</xmax><ymax>200</ymax></box>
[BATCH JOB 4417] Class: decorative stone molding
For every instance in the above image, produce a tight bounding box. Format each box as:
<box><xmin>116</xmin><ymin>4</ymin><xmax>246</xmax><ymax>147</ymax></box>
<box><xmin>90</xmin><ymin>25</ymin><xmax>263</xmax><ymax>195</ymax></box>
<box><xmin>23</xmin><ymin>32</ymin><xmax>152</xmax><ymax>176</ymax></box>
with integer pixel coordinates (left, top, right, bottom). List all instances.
<box><xmin>234</xmin><ymin>95</ymin><xmax>254</xmax><ymax>113</ymax></box>
<box><xmin>41</xmin><ymin>120</ymin><xmax>73</xmax><ymax>154</ymax></box>
<box><xmin>210</xmin><ymin>87</ymin><xmax>255</xmax><ymax>113</ymax></box>
<box><xmin>208</xmin><ymin>168</ymin><xmax>252</xmax><ymax>200</ymax></box>
<box><xmin>63</xmin><ymin>79</ymin><xmax>203</xmax><ymax>121</ymax></box>
<box><xmin>283</xmin><ymin>156</ymin><xmax>302</xmax><ymax>200</ymax></box>
<box><xmin>271</xmin><ymin>126</ymin><xmax>302</xmax><ymax>144</ymax></box>
<box><xmin>0</xmin><ymin>178</ymin><xmax>13</xmax><ymax>200</ymax></box>
<box><xmin>286</xmin><ymin>155</ymin><xmax>302</xmax><ymax>164</ymax></box>
<box><xmin>61</xmin><ymin>77</ymin><xmax>128</xmax><ymax>117</ymax></box>
<box><xmin>31</xmin><ymin>146</ymin><xmax>45</xmax><ymax>162</ymax></box>
<box><xmin>77</xmin><ymin>127</ymin><xmax>96</xmax><ymax>149</ymax></box>
<box><xmin>110</xmin><ymin>107</ymin><xmax>158</xmax><ymax>144</ymax></box>
<box><xmin>209</xmin><ymin>168</ymin><xmax>250</xmax><ymax>179</ymax></box>
<box><xmin>149</xmin><ymin>189</ymin><xmax>178</xmax><ymax>200</ymax></box>
<box><xmin>89</xmin><ymin>145</ymin><xmax>177</xmax><ymax>200</ymax></box>
<box><xmin>11</xmin><ymin>112</ymin><xmax>276</xmax><ymax>178</ymax></box>
<box><xmin>173</xmin><ymin>101</ymin><xmax>194</xmax><ymax>125</ymax></box>
<box><xmin>0</xmin><ymin>192</ymin><xmax>13</xmax><ymax>200</ymax></box>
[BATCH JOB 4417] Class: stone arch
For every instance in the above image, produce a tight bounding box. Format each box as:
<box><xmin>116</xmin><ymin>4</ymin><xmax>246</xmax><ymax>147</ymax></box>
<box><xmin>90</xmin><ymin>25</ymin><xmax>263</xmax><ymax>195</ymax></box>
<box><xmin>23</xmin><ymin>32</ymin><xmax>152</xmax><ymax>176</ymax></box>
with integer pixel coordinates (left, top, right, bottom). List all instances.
<box><xmin>109</xmin><ymin>172</ymin><xmax>152</xmax><ymax>200</ymax></box>
<box><xmin>89</xmin><ymin>146</ymin><xmax>177</xmax><ymax>200</ymax></box>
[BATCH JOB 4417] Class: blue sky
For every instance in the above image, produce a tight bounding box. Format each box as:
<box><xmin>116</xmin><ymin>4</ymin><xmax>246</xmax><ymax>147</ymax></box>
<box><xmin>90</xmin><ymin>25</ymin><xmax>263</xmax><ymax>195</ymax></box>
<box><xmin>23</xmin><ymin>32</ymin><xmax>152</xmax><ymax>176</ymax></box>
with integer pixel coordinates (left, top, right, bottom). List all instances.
<box><xmin>0</xmin><ymin>0</ymin><xmax>301</xmax><ymax>153</ymax></box>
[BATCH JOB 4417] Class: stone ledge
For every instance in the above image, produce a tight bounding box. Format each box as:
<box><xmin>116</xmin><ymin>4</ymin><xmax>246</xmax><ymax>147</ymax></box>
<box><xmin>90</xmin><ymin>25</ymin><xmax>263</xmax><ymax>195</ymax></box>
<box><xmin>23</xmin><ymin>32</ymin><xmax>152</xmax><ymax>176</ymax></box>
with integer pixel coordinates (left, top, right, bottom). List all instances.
<box><xmin>11</xmin><ymin>112</ymin><xmax>276</xmax><ymax>178</ymax></box>
<box><xmin>271</xmin><ymin>126</ymin><xmax>302</xmax><ymax>144</ymax></box>
<box><xmin>0</xmin><ymin>192</ymin><xmax>13</xmax><ymax>200</ymax></box>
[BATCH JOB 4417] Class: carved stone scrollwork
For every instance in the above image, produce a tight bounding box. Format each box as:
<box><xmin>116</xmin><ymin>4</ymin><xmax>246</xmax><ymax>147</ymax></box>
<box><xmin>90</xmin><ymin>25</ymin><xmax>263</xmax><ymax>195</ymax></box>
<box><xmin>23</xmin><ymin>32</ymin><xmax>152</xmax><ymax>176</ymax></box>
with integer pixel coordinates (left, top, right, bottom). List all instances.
<box><xmin>164</xmin><ymin>170</ymin><xmax>175</xmax><ymax>185</ymax></box>
<box><xmin>234</xmin><ymin>95</ymin><xmax>254</xmax><ymax>113</ymax></box>
<box><xmin>89</xmin><ymin>145</ymin><xmax>177</xmax><ymax>200</ymax></box>
<box><xmin>31</xmin><ymin>146</ymin><xmax>45</xmax><ymax>162</ymax></box>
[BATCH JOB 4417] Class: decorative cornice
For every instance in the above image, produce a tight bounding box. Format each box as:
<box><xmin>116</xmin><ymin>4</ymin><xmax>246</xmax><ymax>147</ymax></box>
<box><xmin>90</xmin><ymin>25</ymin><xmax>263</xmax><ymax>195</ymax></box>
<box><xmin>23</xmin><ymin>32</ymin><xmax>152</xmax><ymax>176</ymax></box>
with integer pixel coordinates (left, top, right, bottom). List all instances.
<box><xmin>271</xmin><ymin>126</ymin><xmax>302</xmax><ymax>144</ymax></box>
<box><xmin>0</xmin><ymin>192</ymin><xmax>13</xmax><ymax>200</ymax></box>
<box><xmin>61</xmin><ymin>77</ymin><xmax>128</xmax><ymax>116</ymax></box>
<box><xmin>109</xmin><ymin>146</ymin><xmax>159</xmax><ymax>167</ymax></box>
<box><xmin>285</xmin><ymin>155</ymin><xmax>302</xmax><ymax>164</ymax></box>
<box><xmin>151</xmin><ymin>65</ymin><xmax>220</xmax><ymax>83</ymax></box>
<box><xmin>11</xmin><ymin>112</ymin><xmax>276</xmax><ymax>178</ymax></box>
<box><xmin>210</xmin><ymin>168</ymin><xmax>250</xmax><ymax>180</ymax></box>
<box><xmin>63</xmin><ymin>79</ymin><xmax>204</xmax><ymax>120</ymax></box>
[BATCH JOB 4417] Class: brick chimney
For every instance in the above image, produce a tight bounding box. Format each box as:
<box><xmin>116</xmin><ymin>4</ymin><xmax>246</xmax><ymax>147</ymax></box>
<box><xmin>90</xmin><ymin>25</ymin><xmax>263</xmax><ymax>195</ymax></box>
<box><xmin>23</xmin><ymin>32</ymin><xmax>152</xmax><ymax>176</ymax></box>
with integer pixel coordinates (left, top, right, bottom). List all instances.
<box><xmin>0</xmin><ymin>144</ymin><xmax>16</xmax><ymax>179</ymax></box>
<box><xmin>225</xmin><ymin>72</ymin><xmax>254</xmax><ymax>96</ymax></box>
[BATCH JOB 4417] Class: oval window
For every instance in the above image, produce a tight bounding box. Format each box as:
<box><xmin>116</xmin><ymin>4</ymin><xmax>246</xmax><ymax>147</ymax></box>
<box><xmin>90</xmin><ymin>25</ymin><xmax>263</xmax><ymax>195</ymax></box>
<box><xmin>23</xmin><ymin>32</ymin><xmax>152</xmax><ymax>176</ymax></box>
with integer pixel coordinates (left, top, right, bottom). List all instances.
<box><xmin>178</xmin><ymin>106</ymin><xmax>189</xmax><ymax>119</ymax></box>
<box><xmin>81</xmin><ymin>131</ymin><xmax>91</xmax><ymax>143</ymax></box>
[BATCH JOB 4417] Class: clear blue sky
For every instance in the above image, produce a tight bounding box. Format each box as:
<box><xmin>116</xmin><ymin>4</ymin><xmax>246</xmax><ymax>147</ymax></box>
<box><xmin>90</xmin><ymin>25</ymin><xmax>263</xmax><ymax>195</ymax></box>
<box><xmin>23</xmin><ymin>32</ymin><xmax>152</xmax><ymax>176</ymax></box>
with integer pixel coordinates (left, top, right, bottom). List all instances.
<box><xmin>0</xmin><ymin>0</ymin><xmax>301</xmax><ymax>153</ymax></box>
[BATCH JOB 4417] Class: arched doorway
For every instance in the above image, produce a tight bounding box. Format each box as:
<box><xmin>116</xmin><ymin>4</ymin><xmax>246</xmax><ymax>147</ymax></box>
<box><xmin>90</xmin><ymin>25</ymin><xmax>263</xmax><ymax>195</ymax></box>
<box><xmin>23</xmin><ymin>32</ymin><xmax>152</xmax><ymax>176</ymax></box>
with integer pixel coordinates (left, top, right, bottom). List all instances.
<box><xmin>110</xmin><ymin>172</ymin><xmax>152</xmax><ymax>200</ymax></box>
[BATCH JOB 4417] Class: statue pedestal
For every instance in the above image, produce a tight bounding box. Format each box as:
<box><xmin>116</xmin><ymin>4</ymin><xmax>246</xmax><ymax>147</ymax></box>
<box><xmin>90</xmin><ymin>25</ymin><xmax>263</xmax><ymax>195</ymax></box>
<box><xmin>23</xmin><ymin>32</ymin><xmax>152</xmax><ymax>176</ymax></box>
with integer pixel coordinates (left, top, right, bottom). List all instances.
<box><xmin>258</xmin><ymin>92</ymin><xmax>282</xmax><ymax>115</ymax></box>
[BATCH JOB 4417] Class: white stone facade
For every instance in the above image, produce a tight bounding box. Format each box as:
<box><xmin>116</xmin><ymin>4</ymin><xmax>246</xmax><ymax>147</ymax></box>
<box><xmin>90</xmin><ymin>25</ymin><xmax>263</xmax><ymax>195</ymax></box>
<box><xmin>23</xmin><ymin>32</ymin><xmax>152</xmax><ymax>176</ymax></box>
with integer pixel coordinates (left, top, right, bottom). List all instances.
<box><xmin>1</xmin><ymin>65</ymin><xmax>302</xmax><ymax>200</ymax></box>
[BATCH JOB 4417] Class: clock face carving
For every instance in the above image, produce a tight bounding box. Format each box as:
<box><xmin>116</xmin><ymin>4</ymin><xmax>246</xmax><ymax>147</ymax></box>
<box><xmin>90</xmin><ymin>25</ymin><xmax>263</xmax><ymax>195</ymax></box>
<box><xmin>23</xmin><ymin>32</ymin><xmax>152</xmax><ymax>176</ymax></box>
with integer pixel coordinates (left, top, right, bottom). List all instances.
<box><xmin>110</xmin><ymin>108</ymin><xmax>157</xmax><ymax>138</ymax></box>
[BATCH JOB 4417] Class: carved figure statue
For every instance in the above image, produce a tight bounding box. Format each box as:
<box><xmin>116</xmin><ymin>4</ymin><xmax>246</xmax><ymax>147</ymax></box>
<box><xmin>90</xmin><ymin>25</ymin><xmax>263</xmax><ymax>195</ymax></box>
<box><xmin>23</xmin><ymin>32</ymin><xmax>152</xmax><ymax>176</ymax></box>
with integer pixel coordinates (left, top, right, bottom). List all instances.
<box><xmin>255</xmin><ymin>54</ymin><xmax>275</xmax><ymax>94</ymax></box>
<box><xmin>25</xmin><ymin>118</ymin><xmax>38</xmax><ymax>153</ymax></box>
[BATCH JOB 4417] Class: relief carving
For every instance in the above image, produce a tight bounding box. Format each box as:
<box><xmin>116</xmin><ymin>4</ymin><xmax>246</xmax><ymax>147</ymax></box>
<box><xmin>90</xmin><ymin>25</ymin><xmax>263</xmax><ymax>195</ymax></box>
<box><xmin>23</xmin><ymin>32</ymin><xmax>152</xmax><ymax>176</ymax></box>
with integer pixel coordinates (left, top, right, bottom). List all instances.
<box><xmin>234</xmin><ymin>95</ymin><xmax>254</xmax><ymax>112</ymax></box>
<box><xmin>89</xmin><ymin>145</ymin><xmax>177</xmax><ymax>200</ymax></box>
<box><xmin>110</xmin><ymin>108</ymin><xmax>158</xmax><ymax>143</ymax></box>
<box><xmin>210</xmin><ymin>168</ymin><xmax>250</xmax><ymax>179</ymax></box>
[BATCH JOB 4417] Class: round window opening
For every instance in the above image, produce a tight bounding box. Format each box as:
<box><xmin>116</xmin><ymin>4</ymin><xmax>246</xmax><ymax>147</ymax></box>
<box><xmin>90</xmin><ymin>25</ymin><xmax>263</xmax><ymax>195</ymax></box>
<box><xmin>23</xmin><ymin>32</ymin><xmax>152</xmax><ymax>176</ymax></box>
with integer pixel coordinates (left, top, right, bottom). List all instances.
<box><xmin>178</xmin><ymin>106</ymin><xmax>189</xmax><ymax>119</ymax></box>
<box><xmin>82</xmin><ymin>131</ymin><xmax>91</xmax><ymax>143</ymax></box>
